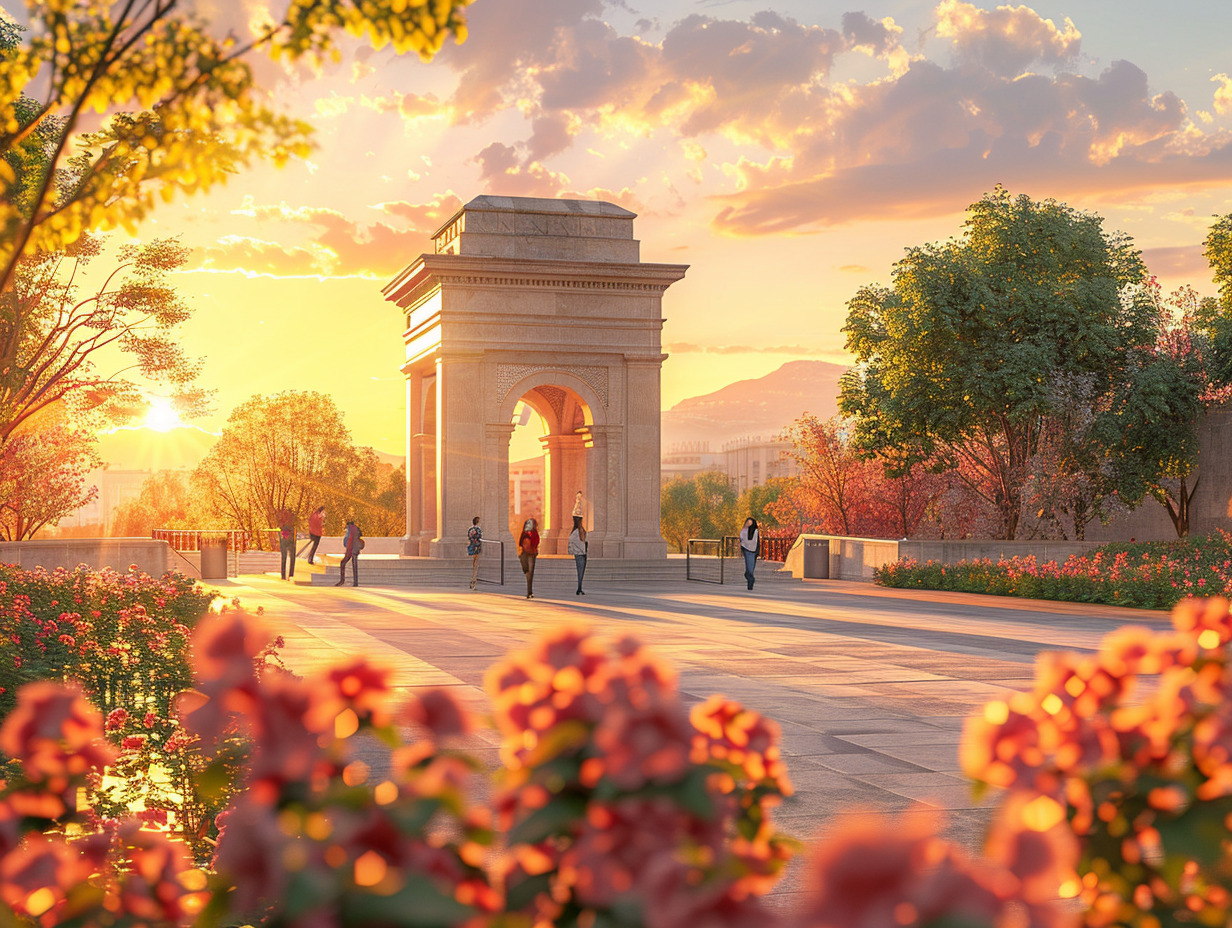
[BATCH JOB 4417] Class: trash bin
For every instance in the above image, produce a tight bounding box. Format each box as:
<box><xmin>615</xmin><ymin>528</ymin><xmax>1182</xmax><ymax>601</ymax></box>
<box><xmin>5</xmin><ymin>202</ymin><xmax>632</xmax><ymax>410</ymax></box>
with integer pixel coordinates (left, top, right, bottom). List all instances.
<box><xmin>802</xmin><ymin>538</ymin><xmax>829</xmax><ymax>579</ymax></box>
<box><xmin>199</xmin><ymin>537</ymin><xmax>229</xmax><ymax>579</ymax></box>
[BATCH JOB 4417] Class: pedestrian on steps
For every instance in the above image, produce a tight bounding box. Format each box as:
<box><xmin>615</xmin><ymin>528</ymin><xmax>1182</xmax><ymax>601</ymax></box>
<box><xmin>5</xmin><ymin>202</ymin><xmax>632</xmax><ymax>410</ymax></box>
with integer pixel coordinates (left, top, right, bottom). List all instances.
<box><xmin>277</xmin><ymin>507</ymin><xmax>296</xmax><ymax>581</ymax></box>
<box><xmin>298</xmin><ymin>505</ymin><xmax>326</xmax><ymax>564</ymax></box>
<box><xmin>336</xmin><ymin>516</ymin><xmax>362</xmax><ymax>587</ymax></box>
<box><xmin>467</xmin><ymin>516</ymin><xmax>482</xmax><ymax>589</ymax></box>
<box><xmin>568</xmin><ymin>516</ymin><xmax>587</xmax><ymax>595</ymax></box>
<box><xmin>518</xmin><ymin>517</ymin><xmax>539</xmax><ymax>599</ymax></box>
<box><xmin>740</xmin><ymin>517</ymin><xmax>759</xmax><ymax>591</ymax></box>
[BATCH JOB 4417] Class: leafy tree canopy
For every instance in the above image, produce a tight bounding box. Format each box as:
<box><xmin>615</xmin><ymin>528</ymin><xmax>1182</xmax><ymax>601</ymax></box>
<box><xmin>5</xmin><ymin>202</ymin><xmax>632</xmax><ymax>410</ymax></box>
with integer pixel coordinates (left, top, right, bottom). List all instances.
<box><xmin>0</xmin><ymin>0</ymin><xmax>471</xmax><ymax>292</ymax></box>
<box><xmin>840</xmin><ymin>186</ymin><xmax>1195</xmax><ymax>539</ymax></box>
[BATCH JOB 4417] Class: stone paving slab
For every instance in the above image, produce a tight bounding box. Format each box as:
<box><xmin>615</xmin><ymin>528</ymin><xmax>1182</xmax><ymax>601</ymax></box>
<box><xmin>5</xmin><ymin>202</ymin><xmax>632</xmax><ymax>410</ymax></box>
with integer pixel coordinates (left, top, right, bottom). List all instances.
<box><xmin>208</xmin><ymin>573</ymin><xmax>1163</xmax><ymax>908</ymax></box>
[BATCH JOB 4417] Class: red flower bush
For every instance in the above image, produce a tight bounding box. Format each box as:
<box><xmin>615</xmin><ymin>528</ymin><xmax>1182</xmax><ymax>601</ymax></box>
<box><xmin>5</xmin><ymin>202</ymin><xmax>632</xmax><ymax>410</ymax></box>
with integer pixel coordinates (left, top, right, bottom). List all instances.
<box><xmin>963</xmin><ymin>595</ymin><xmax>1232</xmax><ymax>926</ymax></box>
<box><xmin>9</xmin><ymin>581</ymin><xmax>1232</xmax><ymax>927</ymax></box>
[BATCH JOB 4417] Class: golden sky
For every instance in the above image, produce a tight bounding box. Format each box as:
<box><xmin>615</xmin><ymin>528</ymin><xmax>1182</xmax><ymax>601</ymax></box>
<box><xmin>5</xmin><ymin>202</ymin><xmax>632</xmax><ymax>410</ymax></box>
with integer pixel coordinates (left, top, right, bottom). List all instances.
<box><xmin>100</xmin><ymin>0</ymin><xmax>1232</xmax><ymax>454</ymax></box>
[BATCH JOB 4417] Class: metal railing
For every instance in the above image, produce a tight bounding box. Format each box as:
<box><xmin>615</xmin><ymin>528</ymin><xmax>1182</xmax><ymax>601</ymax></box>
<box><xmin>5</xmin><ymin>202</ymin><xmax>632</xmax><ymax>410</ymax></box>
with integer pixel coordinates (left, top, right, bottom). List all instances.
<box><xmin>477</xmin><ymin>538</ymin><xmax>504</xmax><ymax>585</ymax></box>
<box><xmin>760</xmin><ymin>535</ymin><xmax>795</xmax><ymax>562</ymax></box>
<box><xmin>152</xmin><ymin>529</ymin><xmax>252</xmax><ymax>553</ymax></box>
<box><xmin>686</xmin><ymin>538</ymin><xmax>732</xmax><ymax>583</ymax></box>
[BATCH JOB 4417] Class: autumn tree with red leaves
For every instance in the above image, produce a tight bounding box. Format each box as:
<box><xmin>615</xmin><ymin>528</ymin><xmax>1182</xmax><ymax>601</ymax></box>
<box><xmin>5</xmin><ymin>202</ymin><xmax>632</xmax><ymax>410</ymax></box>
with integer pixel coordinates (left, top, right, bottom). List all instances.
<box><xmin>0</xmin><ymin>421</ymin><xmax>99</xmax><ymax>540</ymax></box>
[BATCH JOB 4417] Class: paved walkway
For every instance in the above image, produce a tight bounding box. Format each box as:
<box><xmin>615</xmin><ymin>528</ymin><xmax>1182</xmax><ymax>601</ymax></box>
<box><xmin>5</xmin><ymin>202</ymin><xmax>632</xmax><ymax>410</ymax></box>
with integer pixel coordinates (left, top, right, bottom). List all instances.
<box><xmin>212</xmin><ymin>572</ymin><xmax>1169</xmax><ymax>906</ymax></box>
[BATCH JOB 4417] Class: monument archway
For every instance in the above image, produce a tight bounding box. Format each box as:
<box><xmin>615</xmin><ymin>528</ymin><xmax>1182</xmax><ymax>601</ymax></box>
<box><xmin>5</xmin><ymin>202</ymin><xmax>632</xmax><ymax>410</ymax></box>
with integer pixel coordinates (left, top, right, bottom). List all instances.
<box><xmin>383</xmin><ymin>195</ymin><xmax>687</xmax><ymax>559</ymax></box>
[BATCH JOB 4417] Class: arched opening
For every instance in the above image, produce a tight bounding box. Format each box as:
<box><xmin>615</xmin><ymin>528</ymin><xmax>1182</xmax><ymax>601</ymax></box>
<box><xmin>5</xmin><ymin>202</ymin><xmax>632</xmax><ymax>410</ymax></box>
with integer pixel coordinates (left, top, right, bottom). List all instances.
<box><xmin>507</xmin><ymin>384</ymin><xmax>592</xmax><ymax>554</ymax></box>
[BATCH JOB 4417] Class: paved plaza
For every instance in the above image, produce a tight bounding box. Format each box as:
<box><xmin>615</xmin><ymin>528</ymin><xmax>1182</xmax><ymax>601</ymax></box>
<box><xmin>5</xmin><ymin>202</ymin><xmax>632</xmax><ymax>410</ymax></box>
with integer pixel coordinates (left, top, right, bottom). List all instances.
<box><xmin>215</xmin><ymin>569</ymin><xmax>1170</xmax><ymax>906</ymax></box>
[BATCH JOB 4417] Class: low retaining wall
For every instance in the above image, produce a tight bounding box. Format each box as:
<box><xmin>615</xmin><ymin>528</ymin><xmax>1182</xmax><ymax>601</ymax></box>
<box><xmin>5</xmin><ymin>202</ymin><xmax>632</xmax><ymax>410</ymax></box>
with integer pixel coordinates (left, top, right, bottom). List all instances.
<box><xmin>0</xmin><ymin>539</ymin><xmax>172</xmax><ymax>576</ymax></box>
<box><xmin>782</xmin><ymin>535</ymin><xmax>1104</xmax><ymax>582</ymax></box>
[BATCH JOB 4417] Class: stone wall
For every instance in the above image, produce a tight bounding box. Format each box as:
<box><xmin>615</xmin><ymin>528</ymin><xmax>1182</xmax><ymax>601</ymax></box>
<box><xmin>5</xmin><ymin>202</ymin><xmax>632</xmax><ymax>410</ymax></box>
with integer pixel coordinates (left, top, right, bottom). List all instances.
<box><xmin>0</xmin><ymin>539</ymin><xmax>172</xmax><ymax>576</ymax></box>
<box><xmin>782</xmin><ymin>535</ymin><xmax>1103</xmax><ymax>582</ymax></box>
<box><xmin>1085</xmin><ymin>407</ymin><xmax>1232</xmax><ymax>543</ymax></box>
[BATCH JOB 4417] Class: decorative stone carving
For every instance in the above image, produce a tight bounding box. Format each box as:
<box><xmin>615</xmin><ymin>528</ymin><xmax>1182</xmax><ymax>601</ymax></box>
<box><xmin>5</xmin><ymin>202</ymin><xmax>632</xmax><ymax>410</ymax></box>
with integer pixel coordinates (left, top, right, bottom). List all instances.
<box><xmin>496</xmin><ymin>363</ymin><xmax>609</xmax><ymax>410</ymax></box>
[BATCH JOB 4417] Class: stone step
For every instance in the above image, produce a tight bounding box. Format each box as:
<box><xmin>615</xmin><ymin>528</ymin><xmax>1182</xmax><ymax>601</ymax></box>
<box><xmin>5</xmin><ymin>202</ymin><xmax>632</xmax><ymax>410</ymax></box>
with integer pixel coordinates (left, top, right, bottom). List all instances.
<box><xmin>238</xmin><ymin>551</ymin><xmax>794</xmax><ymax>587</ymax></box>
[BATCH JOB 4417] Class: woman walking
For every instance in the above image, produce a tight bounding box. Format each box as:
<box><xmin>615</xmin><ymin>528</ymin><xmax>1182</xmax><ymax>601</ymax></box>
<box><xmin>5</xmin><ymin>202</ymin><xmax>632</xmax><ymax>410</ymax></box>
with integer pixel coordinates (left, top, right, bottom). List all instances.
<box><xmin>467</xmin><ymin>516</ymin><xmax>482</xmax><ymax>590</ymax></box>
<box><xmin>568</xmin><ymin>515</ymin><xmax>587</xmax><ymax>595</ymax></box>
<box><xmin>740</xmin><ymin>517</ymin><xmax>759</xmax><ymax>591</ymax></box>
<box><xmin>518</xmin><ymin>518</ymin><xmax>539</xmax><ymax>599</ymax></box>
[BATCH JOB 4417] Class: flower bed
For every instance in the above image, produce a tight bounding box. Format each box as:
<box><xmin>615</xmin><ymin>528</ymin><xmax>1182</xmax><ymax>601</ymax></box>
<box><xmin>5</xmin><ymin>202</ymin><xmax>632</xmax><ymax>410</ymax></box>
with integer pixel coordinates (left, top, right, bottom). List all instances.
<box><xmin>0</xmin><ymin>564</ymin><xmax>268</xmax><ymax>856</ymax></box>
<box><xmin>874</xmin><ymin>531</ymin><xmax>1232</xmax><ymax>609</ymax></box>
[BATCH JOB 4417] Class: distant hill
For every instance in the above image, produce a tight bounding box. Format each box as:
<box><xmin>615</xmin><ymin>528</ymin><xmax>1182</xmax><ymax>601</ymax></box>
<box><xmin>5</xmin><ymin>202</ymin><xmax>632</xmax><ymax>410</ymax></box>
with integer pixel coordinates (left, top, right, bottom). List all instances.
<box><xmin>661</xmin><ymin>359</ymin><xmax>845</xmax><ymax>450</ymax></box>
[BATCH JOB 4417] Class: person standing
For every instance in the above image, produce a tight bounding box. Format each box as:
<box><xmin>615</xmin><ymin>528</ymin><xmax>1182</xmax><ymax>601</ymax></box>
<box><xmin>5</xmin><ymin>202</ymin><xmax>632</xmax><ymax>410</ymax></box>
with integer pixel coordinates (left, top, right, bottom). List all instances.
<box><xmin>298</xmin><ymin>505</ymin><xmax>326</xmax><ymax>564</ymax></box>
<box><xmin>336</xmin><ymin>516</ymin><xmax>361</xmax><ymax>587</ymax></box>
<box><xmin>740</xmin><ymin>517</ymin><xmax>759</xmax><ymax>591</ymax></box>
<box><xmin>277</xmin><ymin>506</ymin><xmax>296</xmax><ymax>581</ymax></box>
<box><xmin>568</xmin><ymin>515</ymin><xmax>587</xmax><ymax>596</ymax></box>
<box><xmin>518</xmin><ymin>517</ymin><xmax>539</xmax><ymax>600</ymax></box>
<box><xmin>467</xmin><ymin>516</ymin><xmax>482</xmax><ymax>590</ymax></box>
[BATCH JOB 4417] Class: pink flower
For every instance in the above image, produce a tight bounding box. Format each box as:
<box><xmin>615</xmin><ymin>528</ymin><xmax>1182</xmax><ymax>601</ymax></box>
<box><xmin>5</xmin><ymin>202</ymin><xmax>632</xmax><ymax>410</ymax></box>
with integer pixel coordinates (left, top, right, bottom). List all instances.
<box><xmin>0</xmin><ymin>682</ymin><xmax>115</xmax><ymax>786</ymax></box>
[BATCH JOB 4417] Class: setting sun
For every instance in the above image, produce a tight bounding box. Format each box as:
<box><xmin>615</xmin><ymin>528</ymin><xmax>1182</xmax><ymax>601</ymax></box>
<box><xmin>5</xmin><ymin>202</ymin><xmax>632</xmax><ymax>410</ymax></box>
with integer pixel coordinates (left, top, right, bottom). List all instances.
<box><xmin>144</xmin><ymin>397</ymin><xmax>184</xmax><ymax>432</ymax></box>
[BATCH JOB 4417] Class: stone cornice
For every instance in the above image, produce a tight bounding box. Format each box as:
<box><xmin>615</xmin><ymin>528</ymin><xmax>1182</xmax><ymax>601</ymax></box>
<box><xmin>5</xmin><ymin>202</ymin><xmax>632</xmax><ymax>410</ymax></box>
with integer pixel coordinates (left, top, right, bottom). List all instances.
<box><xmin>384</xmin><ymin>255</ymin><xmax>688</xmax><ymax>308</ymax></box>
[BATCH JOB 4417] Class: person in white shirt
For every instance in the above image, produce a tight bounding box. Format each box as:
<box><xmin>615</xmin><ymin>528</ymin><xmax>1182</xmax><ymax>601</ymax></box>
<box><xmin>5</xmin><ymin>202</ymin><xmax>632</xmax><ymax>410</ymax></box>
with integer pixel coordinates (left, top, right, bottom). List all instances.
<box><xmin>568</xmin><ymin>516</ymin><xmax>588</xmax><ymax>595</ymax></box>
<box><xmin>739</xmin><ymin>517</ymin><xmax>759</xmax><ymax>591</ymax></box>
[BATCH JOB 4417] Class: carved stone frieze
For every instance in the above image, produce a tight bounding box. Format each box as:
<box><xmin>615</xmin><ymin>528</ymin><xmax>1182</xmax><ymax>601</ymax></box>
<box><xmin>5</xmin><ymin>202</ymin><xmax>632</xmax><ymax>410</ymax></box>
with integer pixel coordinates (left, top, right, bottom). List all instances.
<box><xmin>496</xmin><ymin>363</ymin><xmax>610</xmax><ymax>410</ymax></box>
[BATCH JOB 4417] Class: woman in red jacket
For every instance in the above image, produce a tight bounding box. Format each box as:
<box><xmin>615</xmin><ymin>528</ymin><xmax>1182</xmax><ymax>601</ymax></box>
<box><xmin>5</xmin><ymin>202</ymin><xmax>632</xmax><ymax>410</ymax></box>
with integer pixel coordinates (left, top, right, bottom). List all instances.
<box><xmin>518</xmin><ymin>518</ymin><xmax>539</xmax><ymax>599</ymax></box>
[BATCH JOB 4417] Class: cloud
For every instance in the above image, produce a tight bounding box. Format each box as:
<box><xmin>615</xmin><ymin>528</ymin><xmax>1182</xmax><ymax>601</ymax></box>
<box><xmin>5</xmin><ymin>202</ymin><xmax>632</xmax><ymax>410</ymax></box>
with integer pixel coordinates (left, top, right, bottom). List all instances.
<box><xmin>415</xmin><ymin>2</ymin><xmax>1231</xmax><ymax>235</ymax></box>
<box><xmin>1215</xmin><ymin>74</ymin><xmax>1232</xmax><ymax>116</ymax></box>
<box><xmin>214</xmin><ymin>194</ymin><xmax>464</xmax><ymax>276</ymax></box>
<box><xmin>1142</xmin><ymin>244</ymin><xmax>1212</xmax><ymax>280</ymax></box>
<box><xmin>936</xmin><ymin>0</ymin><xmax>1080</xmax><ymax>77</ymax></box>
<box><xmin>474</xmin><ymin>142</ymin><xmax>570</xmax><ymax>197</ymax></box>
<box><xmin>200</xmin><ymin>236</ymin><xmax>333</xmax><ymax>277</ymax></box>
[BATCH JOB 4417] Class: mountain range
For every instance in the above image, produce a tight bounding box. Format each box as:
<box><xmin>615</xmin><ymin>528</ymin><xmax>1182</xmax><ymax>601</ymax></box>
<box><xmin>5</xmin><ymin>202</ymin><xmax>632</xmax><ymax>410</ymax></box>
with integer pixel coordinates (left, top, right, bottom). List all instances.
<box><xmin>661</xmin><ymin>359</ymin><xmax>845</xmax><ymax>450</ymax></box>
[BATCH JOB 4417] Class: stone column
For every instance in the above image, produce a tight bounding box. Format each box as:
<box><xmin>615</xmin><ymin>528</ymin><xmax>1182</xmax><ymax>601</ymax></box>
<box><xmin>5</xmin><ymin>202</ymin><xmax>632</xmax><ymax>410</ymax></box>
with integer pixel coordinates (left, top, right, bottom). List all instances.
<box><xmin>583</xmin><ymin>425</ymin><xmax>623</xmax><ymax>558</ymax></box>
<box><xmin>483</xmin><ymin>423</ymin><xmax>514</xmax><ymax>557</ymax></box>
<box><xmin>623</xmin><ymin>359</ymin><xmax>667</xmax><ymax>558</ymax></box>
<box><xmin>430</xmin><ymin>351</ymin><xmax>485</xmax><ymax>558</ymax></box>
<box><xmin>540</xmin><ymin>434</ymin><xmax>565</xmax><ymax>554</ymax></box>
<box><xmin>541</xmin><ymin>433</ymin><xmax>587</xmax><ymax>554</ymax></box>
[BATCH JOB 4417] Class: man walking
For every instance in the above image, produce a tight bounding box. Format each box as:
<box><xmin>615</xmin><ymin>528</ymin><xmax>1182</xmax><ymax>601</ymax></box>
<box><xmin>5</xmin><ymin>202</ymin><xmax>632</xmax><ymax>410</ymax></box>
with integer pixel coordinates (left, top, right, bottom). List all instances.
<box><xmin>336</xmin><ymin>516</ymin><xmax>361</xmax><ymax>587</ymax></box>
<box><xmin>277</xmin><ymin>507</ymin><xmax>296</xmax><ymax>581</ymax></box>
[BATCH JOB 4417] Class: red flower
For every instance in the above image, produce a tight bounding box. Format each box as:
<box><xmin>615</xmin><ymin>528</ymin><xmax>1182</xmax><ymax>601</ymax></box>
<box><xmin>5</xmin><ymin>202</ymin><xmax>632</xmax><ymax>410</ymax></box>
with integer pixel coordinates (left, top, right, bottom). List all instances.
<box><xmin>0</xmin><ymin>681</ymin><xmax>115</xmax><ymax>786</ymax></box>
<box><xmin>402</xmin><ymin>688</ymin><xmax>474</xmax><ymax>740</ymax></box>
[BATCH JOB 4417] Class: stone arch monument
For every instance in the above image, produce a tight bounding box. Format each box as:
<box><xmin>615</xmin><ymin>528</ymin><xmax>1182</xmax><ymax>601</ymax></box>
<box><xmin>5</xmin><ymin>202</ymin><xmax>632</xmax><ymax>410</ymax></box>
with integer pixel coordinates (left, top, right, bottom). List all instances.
<box><xmin>383</xmin><ymin>196</ymin><xmax>688</xmax><ymax>559</ymax></box>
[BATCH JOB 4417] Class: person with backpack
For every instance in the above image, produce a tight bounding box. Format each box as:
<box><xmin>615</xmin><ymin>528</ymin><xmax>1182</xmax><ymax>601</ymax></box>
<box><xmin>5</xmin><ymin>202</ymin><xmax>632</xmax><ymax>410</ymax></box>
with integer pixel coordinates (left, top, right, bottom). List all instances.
<box><xmin>467</xmin><ymin>516</ymin><xmax>482</xmax><ymax>590</ymax></box>
<box><xmin>336</xmin><ymin>516</ymin><xmax>362</xmax><ymax>587</ymax></box>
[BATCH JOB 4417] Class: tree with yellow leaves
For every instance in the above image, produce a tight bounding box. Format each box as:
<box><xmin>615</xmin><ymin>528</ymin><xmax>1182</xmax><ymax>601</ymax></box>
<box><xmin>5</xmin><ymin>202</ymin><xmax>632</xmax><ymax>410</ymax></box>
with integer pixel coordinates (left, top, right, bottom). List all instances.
<box><xmin>0</xmin><ymin>0</ymin><xmax>470</xmax><ymax>439</ymax></box>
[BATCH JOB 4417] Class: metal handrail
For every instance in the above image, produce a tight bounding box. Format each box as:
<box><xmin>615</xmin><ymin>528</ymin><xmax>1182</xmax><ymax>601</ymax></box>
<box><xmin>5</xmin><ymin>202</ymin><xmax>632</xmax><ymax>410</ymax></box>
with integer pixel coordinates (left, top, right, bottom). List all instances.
<box><xmin>686</xmin><ymin>538</ymin><xmax>727</xmax><ymax>584</ymax></box>
<box><xmin>151</xmin><ymin>529</ymin><xmax>252</xmax><ymax>553</ymax></box>
<box><xmin>478</xmin><ymin>538</ymin><xmax>504</xmax><ymax>585</ymax></box>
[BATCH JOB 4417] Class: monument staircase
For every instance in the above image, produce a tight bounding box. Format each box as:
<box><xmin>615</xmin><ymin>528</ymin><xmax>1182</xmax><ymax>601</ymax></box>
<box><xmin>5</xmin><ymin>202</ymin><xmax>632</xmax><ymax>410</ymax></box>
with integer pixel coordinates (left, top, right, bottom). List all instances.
<box><xmin>236</xmin><ymin>551</ymin><xmax>793</xmax><ymax>588</ymax></box>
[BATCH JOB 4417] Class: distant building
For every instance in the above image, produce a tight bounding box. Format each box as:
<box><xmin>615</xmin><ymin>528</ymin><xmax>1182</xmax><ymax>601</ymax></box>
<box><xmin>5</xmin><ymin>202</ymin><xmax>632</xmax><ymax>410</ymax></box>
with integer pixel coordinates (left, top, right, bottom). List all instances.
<box><xmin>55</xmin><ymin>466</ymin><xmax>152</xmax><ymax>535</ymax></box>
<box><xmin>660</xmin><ymin>437</ymin><xmax>797</xmax><ymax>492</ymax></box>
<box><xmin>661</xmin><ymin>441</ymin><xmax>722</xmax><ymax>483</ymax></box>
<box><xmin>722</xmin><ymin>437</ymin><xmax>797</xmax><ymax>493</ymax></box>
<box><xmin>508</xmin><ymin>456</ymin><xmax>545</xmax><ymax>538</ymax></box>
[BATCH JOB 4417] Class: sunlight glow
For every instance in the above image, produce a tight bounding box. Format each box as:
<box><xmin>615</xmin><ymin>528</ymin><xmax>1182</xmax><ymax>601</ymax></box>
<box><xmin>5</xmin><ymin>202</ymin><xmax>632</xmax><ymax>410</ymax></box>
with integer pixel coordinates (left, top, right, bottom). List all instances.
<box><xmin>144</xmin><ymin>397</ymin><xmax>184</xmax><ymax>432</ymax></box>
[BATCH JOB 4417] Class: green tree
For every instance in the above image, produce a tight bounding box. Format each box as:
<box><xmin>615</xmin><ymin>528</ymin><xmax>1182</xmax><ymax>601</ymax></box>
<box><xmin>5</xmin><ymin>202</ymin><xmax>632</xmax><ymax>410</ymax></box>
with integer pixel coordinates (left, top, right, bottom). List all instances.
<box><xmin>841</xmin><ymin>187</ymin><xmax>1179</xmax><ymax>539</ymax></box>
<box><xmin>0</xmin><ymin>0</ymin><xmax>471</xmax><ymax>292</ymax></box>
<box><xmin>660</xmin><ymin>471</ymin><xmax>737</xmax><ymax>553</ymax></box>
<box><xmin>191</xmin><ymin>391</ymin><xmax>390</xmax><ymax>548</ymax></box>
